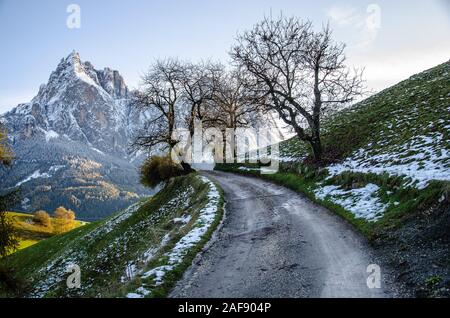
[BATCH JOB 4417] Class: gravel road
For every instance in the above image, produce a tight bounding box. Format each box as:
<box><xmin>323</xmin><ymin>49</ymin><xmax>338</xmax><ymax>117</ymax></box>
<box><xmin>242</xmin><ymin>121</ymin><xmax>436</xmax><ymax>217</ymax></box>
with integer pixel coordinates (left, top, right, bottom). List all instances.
<box><xmin>170</xmin><ymin>171</ymin><xmax>392</xmax><ymax>298</ymax></box>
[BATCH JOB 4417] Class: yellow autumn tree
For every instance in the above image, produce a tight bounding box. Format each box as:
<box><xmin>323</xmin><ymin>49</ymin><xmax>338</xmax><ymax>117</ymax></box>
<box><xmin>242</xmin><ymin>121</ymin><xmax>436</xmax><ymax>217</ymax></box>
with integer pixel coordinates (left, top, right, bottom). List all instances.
<box><xmin>33</xmin><ymin>210</ymin><xmax>52</xmax><ymax>229</ymax></box>
<box><xmin>0</xmin><ymin>125</ymin><xmax>18</xmax><ymax>258</ymax></box>
<box><xmin>53</xmin><ymin>206</ymin><xmax>76</xmax><ymax>234</ymax></box>
<box><xmin>0</xmin><ymin>126</ymin><xmax>13</xmax><ymax>165</ymax></box>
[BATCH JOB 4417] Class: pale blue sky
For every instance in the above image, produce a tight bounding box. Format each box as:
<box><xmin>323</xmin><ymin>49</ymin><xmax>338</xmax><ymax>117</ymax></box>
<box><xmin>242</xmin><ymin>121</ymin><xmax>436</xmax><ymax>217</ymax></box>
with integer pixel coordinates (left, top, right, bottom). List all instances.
<box><xmin>1</xmin><ymin>0</ymin><xmax>449</xmax><ymax>114</ymax></box>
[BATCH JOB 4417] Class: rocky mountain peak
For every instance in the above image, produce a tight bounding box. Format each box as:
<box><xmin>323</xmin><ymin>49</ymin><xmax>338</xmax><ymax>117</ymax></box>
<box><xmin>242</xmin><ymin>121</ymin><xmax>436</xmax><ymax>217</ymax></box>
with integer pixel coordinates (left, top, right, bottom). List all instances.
<box><xmin>1</xmin><ymin>52</ymin><xmax>139</xmax><ymax>156</ymax></box>
<box><xmin>0</xmin><ymin>51</ymin><xmax>148</xmax><ymax>219</ymax></box>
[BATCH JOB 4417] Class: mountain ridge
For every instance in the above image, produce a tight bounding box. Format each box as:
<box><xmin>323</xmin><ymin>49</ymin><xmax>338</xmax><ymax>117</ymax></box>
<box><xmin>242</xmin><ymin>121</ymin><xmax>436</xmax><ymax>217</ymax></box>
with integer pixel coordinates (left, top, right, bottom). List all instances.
<box><xmin>1</xmin><ymin>51</ymin><xmax>141</xmax><ymax>156</ymax></box>
<box><xmin>0</xmin><ymin>52</ymin><xmax>150</xmax><ymax>220</ymax></box>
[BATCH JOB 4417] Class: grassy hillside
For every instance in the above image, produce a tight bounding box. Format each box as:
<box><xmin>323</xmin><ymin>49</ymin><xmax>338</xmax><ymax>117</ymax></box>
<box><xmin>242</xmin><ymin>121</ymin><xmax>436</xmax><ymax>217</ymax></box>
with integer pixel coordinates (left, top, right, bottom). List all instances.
<box><xmin>279</xmin><ymin>61</ymin><xmax>450</xmax><ymax>165</ymax></box>
<box><xmin>222</xmin><ymin>61</ymin><xmax>450</xmax><ymax>223</ymax></box>
<box><xmin>281</xmin><ymin>61</ymin><xmax>450</xmax><ymax>227</ymax></box>
<box><xmin>217</xmin><ymin>61</ymin><xmax>450</xmax><ymax>297</ymax></box>
<box><xmin>0</xmin><ymin>173</ymin><xmax>224</xmax><ymax>298</ymax></box>
<box><xmin>5</xmin><ymin>212</ymin><xmax>86</xmax><ymax>253</ymax></box>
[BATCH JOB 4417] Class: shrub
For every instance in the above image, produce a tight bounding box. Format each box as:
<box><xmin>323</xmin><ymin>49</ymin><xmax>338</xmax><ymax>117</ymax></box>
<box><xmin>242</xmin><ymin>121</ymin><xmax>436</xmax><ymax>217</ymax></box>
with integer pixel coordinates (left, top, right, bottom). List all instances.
<box><xmin>33</xmin><ymin>210</ymin><xmax>51</xmax><ymax>228</ymax></box>
<box><xmin>140</xmin><ymin>156</ymin><xmax>187</xmax><ymax>188</ymax></box>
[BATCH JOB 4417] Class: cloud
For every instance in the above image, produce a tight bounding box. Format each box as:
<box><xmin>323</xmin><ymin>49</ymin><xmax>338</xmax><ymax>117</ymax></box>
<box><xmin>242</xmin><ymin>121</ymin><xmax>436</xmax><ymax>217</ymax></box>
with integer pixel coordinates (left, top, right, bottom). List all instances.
<box><xmin>326</xmin><ymin>6</ymin><xmax>363</xmax><ymax>27</ymax></box>
<box><xmin>326</xmin><ymin>4</ymin><xmax>381</xmax><ymax>50</ymax></box>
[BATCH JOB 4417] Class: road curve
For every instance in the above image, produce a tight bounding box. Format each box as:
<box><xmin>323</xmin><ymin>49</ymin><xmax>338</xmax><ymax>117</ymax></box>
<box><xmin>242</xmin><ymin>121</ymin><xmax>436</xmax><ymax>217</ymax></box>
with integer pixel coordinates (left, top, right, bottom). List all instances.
<box><xmin>170</xmin><ymin>171</ymin><xmax>391</xmax><ymax>298</ymax></box>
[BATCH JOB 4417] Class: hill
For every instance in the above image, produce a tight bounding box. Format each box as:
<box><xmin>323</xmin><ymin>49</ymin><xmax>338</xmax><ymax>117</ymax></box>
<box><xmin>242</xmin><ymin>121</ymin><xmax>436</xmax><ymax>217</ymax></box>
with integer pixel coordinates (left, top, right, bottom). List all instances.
<box><xmin>0</xmin><ymin>174</ymin><xmax>223</xmax><ymax>298</ymax></box>
<box><xmin>217</xmin><ymin>61</ymin><xmax>450</xmax><ymax>297</ymax></box>
<box><xmin>5</xmin><ymin>212</ymin><xmax>86</xmax><ymax>253</ymax></box>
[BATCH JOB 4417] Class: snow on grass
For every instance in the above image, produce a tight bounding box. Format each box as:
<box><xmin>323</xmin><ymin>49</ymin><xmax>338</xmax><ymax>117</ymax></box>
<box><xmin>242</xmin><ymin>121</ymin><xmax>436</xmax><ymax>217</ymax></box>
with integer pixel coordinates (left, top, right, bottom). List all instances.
<box><xmin>173</xmin><ymin>214</ymin><xmax>192</xmax><ymax>225</ymax></box>
<box><xmin>27</xmin><ymin>175</ymin><xmax>220</xmax><ymax>298</ymax></box>
<box><xmin>157</xmin><ymin>176</ymin><xmax>220</xmax><ymax>268</ymax></box>
<box><xmin>118</xmin><ymin>187</ymin><xmax>196</xmax><ymax>284</ymax></box>
<box><xmin>121</xmin><ymin>233</ymin><xmax>172</xmax><ymax>283</ymax></box>
<box><xmin>327</xmin><ymin>132</ymin><xmax>450</xmax><ymax>189</ymax></box>
<box><xmin>15</xmin><ymin>170</ymin><xmax>51</xmax><ymax>187</ymax></box>
<box><xmin>29</xmin><ymin>201</ymin><xmax>146</xmax><ymax>297</ymax></box>
<box><xmin>315</xmin><ymin>183</ymin><xmax>387</xmax><ymax>221</ymax></box>
<box><xmin>142</xmin><ymin>233</ymin><xmax>171</xmax><ymax>263</ymax></box>
<box><xmin>126</xmin><ymin>175</ymin><xmax>221</xmax><ymax>298</ymax></box>
<box><xmin>141</xmin><ymin>265</ymin><xmax>174</xmax><ymax>284</ymax></box>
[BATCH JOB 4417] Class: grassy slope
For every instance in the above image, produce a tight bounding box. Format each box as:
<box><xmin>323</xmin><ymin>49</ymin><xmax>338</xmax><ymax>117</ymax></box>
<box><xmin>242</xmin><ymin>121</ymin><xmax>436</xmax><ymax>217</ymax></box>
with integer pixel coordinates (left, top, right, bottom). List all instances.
<box><xmin>220</xmin><ymin>61</ymin><xmax>450</xmax><ymax>234</ymax></box>
<box><xmin>5</xmin><ymin>212</ymin><xmax>86</xmax><ymax>252</ymax></box>
<box><xmin>216</xmin><ymin>61</ymin><xmax>450</xmax><ymax>296</ymax></box>
<box><xmin>0</xmin><ymin>173</ymin><xmax>224</xmax><ymax>298</ymax></box>
<box><xmin>279</xmin><ymin>61</ymin><xmax>450</xmax><ymax>163</ymax></box>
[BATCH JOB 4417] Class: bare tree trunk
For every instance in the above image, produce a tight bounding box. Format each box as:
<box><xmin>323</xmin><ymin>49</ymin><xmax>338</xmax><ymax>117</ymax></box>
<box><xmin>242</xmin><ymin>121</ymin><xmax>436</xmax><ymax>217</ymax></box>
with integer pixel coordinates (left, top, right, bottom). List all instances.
<box><xmin>310</xmin><ymin>138</ymin><xmax>322</xmax><ymax>162</ymax></box>
<box><xmin>226</xmin><ymin>128</ymin><xmax>236</xmax><ymax>163</ymax></box>
<box><xmin>180</xmin><ymin>161</ymin><xmax>194</xmax><ymax>173</ymax></box>
<box><xmin>182</xmin><ymin>108</ymin><xmax>196</xmax><ymax>172</ymax></box>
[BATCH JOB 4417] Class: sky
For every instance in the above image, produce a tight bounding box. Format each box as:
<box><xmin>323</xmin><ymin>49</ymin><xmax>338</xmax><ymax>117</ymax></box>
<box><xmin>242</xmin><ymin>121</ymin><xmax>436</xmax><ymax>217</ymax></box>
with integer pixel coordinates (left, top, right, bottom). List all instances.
<box><xmin>1</xmin><ymin>0</ymin><xmax>449</xmax><ymax>114</ymax></box>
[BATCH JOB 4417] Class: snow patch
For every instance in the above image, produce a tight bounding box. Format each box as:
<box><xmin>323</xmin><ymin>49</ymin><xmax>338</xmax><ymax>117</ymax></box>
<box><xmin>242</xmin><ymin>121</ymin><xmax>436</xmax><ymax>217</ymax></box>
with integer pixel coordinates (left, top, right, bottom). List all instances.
<box><xmin>15</xmin><ymin>170</ymin><xmax>51</xmax><ymax>187</ymax></box>
<box><xmin>315</xmin><ymin>183</ymin><xmax>387</xmax><ymax>221</ymax></box>
<box><xmin>327</xmin><ymin>132</ymin><xmax>450</xmax><ymax>189</ymax></box>
<box><xmin>173</xmin><ymin>214</ymin><xmax>192</xmax><ymax>225</ymax></box>
<box><xmin>49</xmin><ymin>165</ymin><xmax>65</xmax><ymax>172</ymax></box>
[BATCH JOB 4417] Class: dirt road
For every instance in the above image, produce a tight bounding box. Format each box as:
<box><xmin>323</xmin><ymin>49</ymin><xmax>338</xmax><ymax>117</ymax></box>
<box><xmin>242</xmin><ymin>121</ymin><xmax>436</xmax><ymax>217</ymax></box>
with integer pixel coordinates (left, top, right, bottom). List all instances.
<box><xmin>171</xmin><ymin>171</ymin><xmax>391</xmax><ymax>298</ymax></box>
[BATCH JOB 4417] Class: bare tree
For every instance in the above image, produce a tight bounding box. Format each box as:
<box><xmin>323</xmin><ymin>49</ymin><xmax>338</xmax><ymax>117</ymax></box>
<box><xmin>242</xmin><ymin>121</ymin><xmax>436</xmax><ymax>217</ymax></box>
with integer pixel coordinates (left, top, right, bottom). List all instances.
<box><xmin>178</xmin><ymin>61</ymin><xmax>222</xmax><ymax>136</ymax></box>
<box><xmin>132</xmin><ymin>59</ymin><xmax>182</xmax><ymax>151</ymax></box>
<box><xmin>208</xmin><ymin>67</ymin><xmax>264</xmax><ymax>160</ymax></box>
<box><xmin>231</xmin><ymin>16</ymin><xmax>364</xmax><ymax>162</ymax></box>
<box><xmin>211</xmin><ymin>68</ymin><xmax>261</xmax><ymax>129</ymax></box>
<box><xmin>132</xmin><ymin>59</ymin><xmax>193</xmax><ymax>169</ymax></box>
<box><xmin>134</xmin><ymin>59</ymin><xmax>223</xmax><ymax>171</ymax></box>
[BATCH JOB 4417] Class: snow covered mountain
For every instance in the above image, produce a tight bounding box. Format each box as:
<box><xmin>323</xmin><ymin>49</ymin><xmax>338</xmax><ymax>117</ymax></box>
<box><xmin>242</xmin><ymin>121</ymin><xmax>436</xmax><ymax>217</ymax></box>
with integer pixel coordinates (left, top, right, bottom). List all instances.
<box><xmin>3</xmin><ymin>51</ymin><xmax>142</xmax><ymax>155</ymax></box>
<box><xmin>0</xmin><ymin>51</ymin><xmax>149</xmax><ymax>220</ymax></box>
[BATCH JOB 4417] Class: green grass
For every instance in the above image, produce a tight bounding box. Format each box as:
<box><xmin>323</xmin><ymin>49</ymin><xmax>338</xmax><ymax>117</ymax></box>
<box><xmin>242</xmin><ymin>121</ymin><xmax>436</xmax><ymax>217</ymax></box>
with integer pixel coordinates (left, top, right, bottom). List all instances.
<box><xmin>124</xmin><ymin>180</ymin><xmax>224</xmax><ymax>298</ymax></box>
<box><xmin>5</xmin><ymin>212</ymin><xmax>86</xmax><ymax>255</ymax></box>
<box><xmin>279</xmin><ymin>61</ymin><xmax>450</xmax><ymax>162</ymax></box>
<box><xmin>216</xmin><ymin>157</ymin><xmax>449</xmax><ymax>240</ymax></box>
<box><xmin>0</xmin><ymin>173</ymin><xmax>224</xmax><ymax>298</ymax></box>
